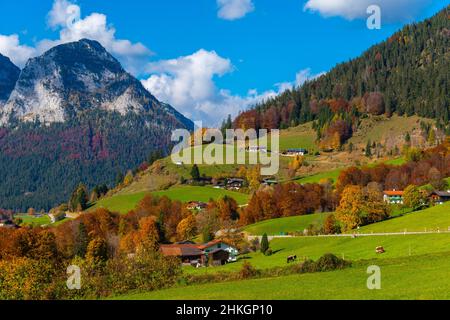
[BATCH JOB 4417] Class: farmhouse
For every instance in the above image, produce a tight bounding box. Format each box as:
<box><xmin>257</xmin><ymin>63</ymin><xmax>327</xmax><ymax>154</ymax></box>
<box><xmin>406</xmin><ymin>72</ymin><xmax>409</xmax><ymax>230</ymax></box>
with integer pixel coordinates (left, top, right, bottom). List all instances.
<box><xmin>226</xmin><ymin>178</ymin><xmax>245</xmax><ymax>190</ymax></box>
<box><xmin>283</xmin><ymin>148</ymin><xmax>308</xmax><ymax>156</ymax></box>
<box><xmin>0</xmin><ymin>219</ymin><xmax>16</xmax><ymax>228</ymax></box>
<box><xmin>186</xmin><ymin>201</ymin><xmax>208</xmax><ymax>211</ymax></box>
<box><xmin>160</xmin><ymin>240</ymin><xmax>239</xmax><ymax>266</ymax></box>
<box><xmin>262</xmin><ymin>178</ymin><xmax>279</xmax><ymax>186</ymax></box>
<box><xmin>160</xmin><ymin>244</ymin><xmax>206</xmax><ymax>266</ymax></box>
<box><xmin>429</xmin><ymin>190</ymin><xmax>450</xmax><ymax>205</ymax></box>
<box><xmin>49</xmin><ymin>212</ymin><xmax>66</xmax><ymax>223</ymax></box>
<box><xmin>383</xmin><ymin>190</ymin><xmax>404</xmax><ymax>204</ymax></box>
<box><xmin>198</xmin><ymin>239</ymin><xmax>239</xmax><ymax>263</ymax></box>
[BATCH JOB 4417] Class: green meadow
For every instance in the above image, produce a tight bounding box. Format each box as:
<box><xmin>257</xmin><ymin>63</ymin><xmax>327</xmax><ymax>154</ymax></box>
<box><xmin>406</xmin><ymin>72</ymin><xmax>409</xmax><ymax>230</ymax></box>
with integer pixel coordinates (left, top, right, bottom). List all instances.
<box><xmin>184</xmin><ymin>232</ymin><xmax>450</xmax><ymax>275</ymax></box>
<box><xmin>243</xmin><ymin>212</ymin><xmax>330</xmax><ymax>236</ymax></box>
<box><xmin>294</xmin><ymin>168</ymin><xmax>343</xmax><ymax>184</ymax></box>
<box><xmin>357</xmin><ymin>202</ymin><xmax>450</xmax><ymax>234</ymax></box>
<box><xmin>115</xmin><ymin>251</ymin><xmax>450</xmax><ymax>300</ymax></box>
<box><xmin>15</xmin><ymin>214</ymin><xmax>51</xmax><ymax>227</ymax></box>
<box><xmin>90</xmin><ymin>186</ymin><xmax>250</xmax><ymax>214</ymax></box>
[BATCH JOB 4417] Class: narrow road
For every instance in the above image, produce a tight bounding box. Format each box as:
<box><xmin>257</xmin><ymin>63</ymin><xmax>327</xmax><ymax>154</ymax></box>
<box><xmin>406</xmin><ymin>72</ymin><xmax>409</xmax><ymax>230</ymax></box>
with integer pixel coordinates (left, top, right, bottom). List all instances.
<box><xmin>247</xmin><ymin>230</ymin><xmax>450</xmax><ymax>240</ymax></box>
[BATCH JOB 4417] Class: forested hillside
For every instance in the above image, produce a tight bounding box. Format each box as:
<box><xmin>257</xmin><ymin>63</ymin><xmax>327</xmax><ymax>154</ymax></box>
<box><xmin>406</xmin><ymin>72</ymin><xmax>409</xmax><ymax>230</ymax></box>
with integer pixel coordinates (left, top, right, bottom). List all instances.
<box><xmin>0</xmin><ymin>40</ymin><xmax>193</xmax><ymax>211</ymax></box>
<box><xmin>231</xmin><ymin>6</ymin><xmax>449</xmax><ymax>148</ymax></box>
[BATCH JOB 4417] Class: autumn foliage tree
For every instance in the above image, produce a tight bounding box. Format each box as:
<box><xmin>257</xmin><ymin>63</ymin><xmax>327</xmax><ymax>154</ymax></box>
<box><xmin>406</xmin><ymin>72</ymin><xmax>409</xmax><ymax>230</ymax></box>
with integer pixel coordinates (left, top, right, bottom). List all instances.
<box><xmin>403</xmin><ymin>185</ymin><xmax>427</xmax><ymax>210</ymax></box>
<box><xmin>323</xmin><ymin>214</ymin><xmax>340</xmax><ymax>235</ymax></box>
<box><xmin>336</xmin><ymin>184</ymin><xmax>390</xmax><ymax>231</ymax></box>
<box><xmin>176</xmin><ymin>214</ymin><xmax>197</xmax><ymax>241</ymax></box>
<box><xmin>335</xmin><ymin>185</ymin><xmax>365</xmax><ymax>231</ymax></box>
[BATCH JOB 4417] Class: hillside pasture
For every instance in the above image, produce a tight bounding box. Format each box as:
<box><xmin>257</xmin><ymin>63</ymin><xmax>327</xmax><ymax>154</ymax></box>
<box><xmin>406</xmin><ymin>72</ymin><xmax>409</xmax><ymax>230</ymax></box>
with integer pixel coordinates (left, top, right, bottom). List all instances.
<box><xmin>357</xmin><ymin>202</ymin><xmax>450</xmax><ymax>234</ymax></box>
<box><xmin>243</xmin><ymin>212</ymin><xmax>330</xmax><ymax>236</ymax></box>
<box><xmin>115</xmin><ymin>251</ymin><xmax>450</xmax><ymax>300</ymax></box>
<box><xmin>90</xmin><ymin>186</ymin><xmax>250</xmax><ymax>214</ymax></box>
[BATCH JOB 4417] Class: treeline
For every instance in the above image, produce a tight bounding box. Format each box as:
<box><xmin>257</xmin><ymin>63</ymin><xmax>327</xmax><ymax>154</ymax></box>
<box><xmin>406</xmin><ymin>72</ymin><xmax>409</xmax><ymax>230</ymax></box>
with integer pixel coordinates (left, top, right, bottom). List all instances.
<box><xmin>336</xmin><ymin>142</ymin><xmax>450</xmax><ymax>195</ymax></box>
<box><xmin>240</xmin><ymin>183</ymin><xmax>335</xmax><ymax>225</ymax></box>
<box><xmin>0</xmin><ymin>191</ymin><xmax>246</xmax><ymax>299</ymax></box>
<box><xmin>0</xmin><ymin>111</ymin><xmax>171</xmax><ymax>211</ymax></box>
<box><xmin>231</xmin><ymin>6</ymin><xmax>449</xmax><ymax>144</ymax></box>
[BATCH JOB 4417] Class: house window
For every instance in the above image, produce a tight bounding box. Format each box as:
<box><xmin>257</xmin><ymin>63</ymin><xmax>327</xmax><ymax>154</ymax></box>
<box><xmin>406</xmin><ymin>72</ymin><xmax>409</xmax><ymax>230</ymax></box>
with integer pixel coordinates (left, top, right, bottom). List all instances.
<box><xmin>217</xmin><ymin>243</ymin><xmax>222</xmax><ymax>248</ymax></box>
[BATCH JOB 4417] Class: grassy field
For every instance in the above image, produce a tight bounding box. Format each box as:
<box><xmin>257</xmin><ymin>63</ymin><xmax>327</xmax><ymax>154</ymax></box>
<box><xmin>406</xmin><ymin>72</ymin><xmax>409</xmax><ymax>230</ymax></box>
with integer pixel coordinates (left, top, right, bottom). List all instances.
<box><xmin>90</xmin><ymin>186</ymin><xmax>250</xmax><ymax>214</ymax></box>
<box><xmin>115</xmin><ymin>251</ymin><xmax>450</xmax><ymax>300</ymax></box>
<box><xmin>275</xmin><ymin>123</ymin><xmax>318</xmax><ymax>153</ymax></box>
<box><xmin>15</xmin><ymin>214</ymin><xmax>51</xmax><ymax>227</ymax></box>
<box><xmin>357</xmin><ymin>202</ymin><xmax>450</xmax><ymax>234</ymax></box>
<box><xmin>183</xmin><ymin>232</ymin><xmax>450</xmax><ymax>275</ymax></box>
<box><xmin>243</xmin><ymin>212</ymin><xmax>330</xmax><ymax>236</ymax></box>
<box><xmin>294</xmin><ymin>168</ymin><xmax>343</xmax><ymax>184</ymax></box>
<box><xmin>383</xmin><ymin>157</ymin><xmax>407</xmax><ymax>166</ymax></box>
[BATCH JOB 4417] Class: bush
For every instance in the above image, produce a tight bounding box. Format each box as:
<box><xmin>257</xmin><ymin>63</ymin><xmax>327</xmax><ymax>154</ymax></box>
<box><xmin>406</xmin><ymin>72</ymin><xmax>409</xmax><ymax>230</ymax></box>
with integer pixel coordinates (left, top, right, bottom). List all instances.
<box><xmin>239</xmin><ymin>261</ymin><xmax>259</xmax><ymax>279</ymax></box>
<box><xmin>249</xmin><ymin>238</ymin><xmax>260</xmax><ymax>252</ymax></box>
<box><xmin>296</xmin><ymin>259</ymin><xmax>317</xmax><ymax>273</ymax></box>
<box><xmin>264</xmin><ymin>248</ymin><xmax>273</xmax><ymax>256</ymax></box>
<box><xmin>315</xmin><ymin>253</ymin><xmax>349</xmax><ymax>272</ymax></box>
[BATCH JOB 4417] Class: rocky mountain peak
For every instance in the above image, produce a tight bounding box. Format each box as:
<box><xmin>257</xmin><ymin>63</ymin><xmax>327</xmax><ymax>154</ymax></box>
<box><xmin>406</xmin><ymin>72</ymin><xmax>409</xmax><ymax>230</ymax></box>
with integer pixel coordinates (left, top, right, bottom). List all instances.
<box><xmin>0</xmin><ymin>39</ymin><xmax>192</xmax><ymax>129</ymax></box>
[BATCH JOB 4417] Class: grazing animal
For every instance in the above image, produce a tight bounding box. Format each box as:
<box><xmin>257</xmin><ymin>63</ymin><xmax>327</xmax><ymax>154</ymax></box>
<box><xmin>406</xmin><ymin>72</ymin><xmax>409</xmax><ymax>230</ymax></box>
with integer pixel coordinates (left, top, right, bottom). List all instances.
<box><xmin>287</xmin><ymin>255</ymin><xmax>297</xmax><ymax>263</ymax></box>
<box><xmin>375</xmin><ymin>246</ymin><xmax>385</xmax><ymax>254</ymax></box>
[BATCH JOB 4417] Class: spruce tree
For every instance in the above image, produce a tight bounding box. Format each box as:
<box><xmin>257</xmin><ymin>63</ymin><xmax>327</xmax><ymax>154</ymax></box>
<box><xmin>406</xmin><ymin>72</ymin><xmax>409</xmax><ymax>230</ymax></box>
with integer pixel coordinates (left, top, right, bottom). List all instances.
<box><xmin>260</xmin><ymin>233</ymin><xmax>269</xmax><ymax>254</ymax></box>
<box><xmin>190</xmin><ymin>164</ymin><xmax>200</xmax><ymax>181</ymax></box>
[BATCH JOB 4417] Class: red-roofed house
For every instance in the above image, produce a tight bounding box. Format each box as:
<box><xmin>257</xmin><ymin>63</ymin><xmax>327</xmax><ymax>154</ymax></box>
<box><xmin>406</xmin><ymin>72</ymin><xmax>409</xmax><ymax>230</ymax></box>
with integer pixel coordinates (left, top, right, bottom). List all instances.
<box><xmin>383</xmin><ymin>190</ymin><xmax>404</xmax><ymax>204</ymax></box>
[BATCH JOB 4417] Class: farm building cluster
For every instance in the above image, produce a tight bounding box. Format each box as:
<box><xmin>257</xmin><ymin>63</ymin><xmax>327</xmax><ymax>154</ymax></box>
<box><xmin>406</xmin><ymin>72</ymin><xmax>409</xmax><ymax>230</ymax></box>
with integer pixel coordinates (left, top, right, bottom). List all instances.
<box><xmin>160</xmin><ymin>240</ymin><xmax>239</xmax><ymax>267</ymax></box>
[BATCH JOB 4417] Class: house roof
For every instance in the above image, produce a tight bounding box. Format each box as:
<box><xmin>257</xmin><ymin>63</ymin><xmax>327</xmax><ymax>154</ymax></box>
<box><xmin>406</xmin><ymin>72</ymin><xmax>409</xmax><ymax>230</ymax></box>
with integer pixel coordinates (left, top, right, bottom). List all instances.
<box><xmin>431</xmin><ymin>190</ymin><xmax>450</xmax><ymax>197</ymax></box>
<box><xmin>197</xmin><ymin>239</ymin><xmax>235</xmax><ymax>250</ymax></box>
<box><xmin>161</xmin><ymin>240</ymin><xmax>236</xmax><ymax>257</ymax></box>
<box><xmin>286</xmin><ymin>148</ymin><xmax>307</xmax><ymax>152</ymax></box>
<box><xmin>384</xmin><ymin>190</ymin><xmax>404</xmax><ymax>196</ymax></box>
<box><xmin>160</xmin><ymin>244</ymin><xmax>203</xmax><ymax>257</ymax></box>
<box><xmin>209</xmin><ymin>248</ymin><xmax>229</xmax><ymax>255</ymax></box>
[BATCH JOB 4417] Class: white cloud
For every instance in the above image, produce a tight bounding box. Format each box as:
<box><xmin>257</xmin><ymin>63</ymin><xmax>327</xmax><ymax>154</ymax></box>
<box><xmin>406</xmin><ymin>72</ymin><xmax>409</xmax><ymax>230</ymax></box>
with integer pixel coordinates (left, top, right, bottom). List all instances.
<box><xmin>0</xmin><ymin>34</ymin><xmax>37</xmax><ymax>67</ymax></box>
<box><xmin>217</xmin><ymin>0</ymin><xmax>255</xmax><ymax>20</ymax></box>
<box><xmin>304</xmin><ymin>0</ymin><xmax>431</xmax><ymax>21</ymax></box>
<box><xmin>47</xmin><ymin>0</ymin><xmax>80</xmax><ymax>29</ymax></box>
<box><xmin>276</xmin><ymin>68</ymin><xmax>325</xmax><ymax>92</ymax></box>
<box><xmin>142</xmin><ymin>49</ymin><xmax>322</xmax><ymax>126</ymax></box>
<box><xmin>0</xmin><ymin>0</ymin><xmax>151</xmax><ymax>73</ymax></box>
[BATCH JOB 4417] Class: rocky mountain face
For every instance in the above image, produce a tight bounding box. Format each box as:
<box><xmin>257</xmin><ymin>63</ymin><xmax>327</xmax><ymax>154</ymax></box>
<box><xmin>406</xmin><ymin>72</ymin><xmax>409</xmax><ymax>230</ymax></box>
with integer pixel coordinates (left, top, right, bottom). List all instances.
<box><xmin>1</xmin><ymin>39</ymin><xmax>191</xmax><ymax>128</ymax></box>
<box><xmin>0</xmin><ymin>39</ymin><xmax>193</xmax><ymax>211</ymax></box>
<box><xmin>0</xmin><ymin>54</ymin><xmax>20</xmax><ymax>108</ymax></box>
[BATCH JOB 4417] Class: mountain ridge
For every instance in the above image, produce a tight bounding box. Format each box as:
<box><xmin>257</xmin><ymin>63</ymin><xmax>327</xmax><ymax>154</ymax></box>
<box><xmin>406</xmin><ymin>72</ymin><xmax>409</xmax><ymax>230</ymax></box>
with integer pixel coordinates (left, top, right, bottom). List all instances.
<box><xmin>1</xmin><ymin>39</ymin><xmax>192</xmax><ymax>129</ymax></box>
<box><xmin>0</xmin><ymin>39</ymin><xmax>193</xmax><ymax>211</ymax></box>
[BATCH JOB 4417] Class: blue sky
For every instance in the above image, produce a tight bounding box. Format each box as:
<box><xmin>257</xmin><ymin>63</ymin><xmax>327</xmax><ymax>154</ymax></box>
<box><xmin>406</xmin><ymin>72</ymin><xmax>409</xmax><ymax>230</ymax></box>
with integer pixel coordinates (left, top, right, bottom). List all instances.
<box><xmin>0</xmin><ymin>0</ymin><xmax>448</xmax><ymax>124</ymax></box>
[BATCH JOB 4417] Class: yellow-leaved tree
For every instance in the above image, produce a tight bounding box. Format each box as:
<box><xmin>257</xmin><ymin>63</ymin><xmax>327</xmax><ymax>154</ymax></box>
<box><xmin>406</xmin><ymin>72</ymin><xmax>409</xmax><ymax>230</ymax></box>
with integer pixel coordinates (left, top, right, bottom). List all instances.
<box><xmin>335</xmin><ymin>185</ymin><xmax>365</xmax><ymax>231</ymax></box>
<box><xmin>176</xmin><ymin>214</ymin><xmax>197</xmax><ymax>241</ymax></box>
